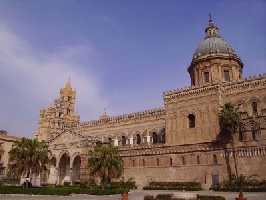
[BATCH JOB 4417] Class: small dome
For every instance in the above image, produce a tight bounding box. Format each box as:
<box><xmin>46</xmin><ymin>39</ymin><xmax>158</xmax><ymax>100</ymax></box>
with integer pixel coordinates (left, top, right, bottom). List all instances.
<box><xmin>193</xmin><ymin>37</ymin><xmax>236</xmax><ymax>59</ymax></box>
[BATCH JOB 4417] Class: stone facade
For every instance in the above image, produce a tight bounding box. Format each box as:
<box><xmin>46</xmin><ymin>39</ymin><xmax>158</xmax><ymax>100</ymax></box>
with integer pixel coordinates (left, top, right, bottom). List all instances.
<box><xmin>0</xmin><ymin>134</ymin><xmax>21</xmax><ymax>178</ymax></box>
<box><xmin>36</xmin><ymin>19</ymin><xmax>266</xmax><ymax>188</ymax></box>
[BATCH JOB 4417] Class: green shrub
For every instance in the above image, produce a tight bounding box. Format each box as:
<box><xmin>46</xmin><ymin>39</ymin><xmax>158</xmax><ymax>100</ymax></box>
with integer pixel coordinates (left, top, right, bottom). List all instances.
<box><xmin>80</xmin><ymin>183</ymin><xmax>87</xmax><ymax>188</ymax></box>
<box><xmin>214</xmin><ymin>187</ymin><xmax>266</xmax><ymax>192</ymax></box>
<box><xmin>156</xmin><ymin>194</ymin><xmax>172</xmax><ymax>200</ymax></box>
<box><xmin>144</xmin><ymin>195</ymin><xmax>155</xmax><ymax>200</ymax></box>
<box><xmin>198</xmin><ymin>195</ymin><xmax>225</xmax><ymax>200</ymax></box>
<box><xmin>63</xmin><ymin>182</ymin><xmax>70</xmax><ymax>186</ymax></box>
<box><xmin>143</xmin><ymin>181</ymin><xmax>202</xmax><ymax>191</ymax></box>
<box><xmin>0</xmin><ymin>186</ymin><xmax>126</xmax><ymax>195</ymax></box>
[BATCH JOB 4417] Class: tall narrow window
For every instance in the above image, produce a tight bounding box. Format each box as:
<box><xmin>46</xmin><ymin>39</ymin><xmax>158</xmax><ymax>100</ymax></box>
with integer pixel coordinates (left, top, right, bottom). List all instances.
<box><xmin>143</xmin><ymin>159</ymin><xmax>145</xmax><ymax>167</ymax></box>
<box><xmin>108</xmin><ymin>137</ymin><xmax>112</xmax><ymax>144</ymax></box>
<box><xmin>197</xmin><ymin>156</ymin><xmax>200</xmax><ymax>165</ymax></box>
<box><xmin>170</xmin><ymin>158</ymin><xmax>173</xmax><ymax>166</ymax></box>
<box><xmin>204</xmin><ymin>72</ymin><xmax>210</xmax><ymax>83</ymax></box>
<box><xmin>239</xmin><ymin>132</ymin><xmax>243</xmax><ymax>142</ymax></box>
<box><xmin>133</xmin><ymin>160</ymin><xmax>135</xmax><ymax>167</ymax></box>
<box><xmin>122</xmin><ymin>136</ymin><xmax>126</xmax><ymax>146</ymax></box>
<box><xmin>162</xmin><ymin>134</ymin><xmax>166</xmax><ymax>143</ymax></box>
<box><xmin>213</xmin><ymin>154</ymin><xmax>217</xmax><ymax>164</ymax></box>
<box><xmin>252</xmin><ymin>102</ymin><xmax>258</xmax><ymax>116</ymax></box>
<box><xmin>188</xmin><ymin>114</ymin><xmax>195</xmax><ymax>128</ymax></box>
<box><xmin>224</xmin><ymin>70</ymin><xmax>230</xmax><ymax>81</ymax></box>
<box><xmin>153</xmin><ymin>132</ymin><xmax>157</xmax><ymax>144</ymax></box>
<box><xmin>156</xmin><ymin>158</ymin><xmax>159</xmax><ymax>166</ymax></box>
<box><xmin>182</xmin><ymin>157</ymin><xmax>185</xmax><ymax>165</ymax></box>
<box><xmin>136</xmin><ymin>134</ymin><xmax>141</xmax><ymax>144</ymax></box>
<box><xmin>252</xmin><ymin>128</ymin><xmax>256</xmax><ymax>140</ymax></box>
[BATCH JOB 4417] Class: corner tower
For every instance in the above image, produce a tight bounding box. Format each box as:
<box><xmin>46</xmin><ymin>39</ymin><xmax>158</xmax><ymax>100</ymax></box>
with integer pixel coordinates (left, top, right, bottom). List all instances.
<box><xmin>37</xmin><ymin>78</ymin><xmax>80</xmax><ymax>142</ymax></box>
<box><xmin>188</xmin><ymin>17</ymin><xmax>243</xmax><ymax>86</ymax></box>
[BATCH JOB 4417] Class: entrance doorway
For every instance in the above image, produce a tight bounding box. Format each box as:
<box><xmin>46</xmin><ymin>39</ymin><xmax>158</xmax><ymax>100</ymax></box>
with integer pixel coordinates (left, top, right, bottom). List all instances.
<box><xmin>212</xmin><ymin>170</ymin><xmax>219</xmax><ymax>188</ymax></box>
<box><xmin>58</xmin><ymin>153</ymin><xmax>70</xmax><ymax>185</ymax></box>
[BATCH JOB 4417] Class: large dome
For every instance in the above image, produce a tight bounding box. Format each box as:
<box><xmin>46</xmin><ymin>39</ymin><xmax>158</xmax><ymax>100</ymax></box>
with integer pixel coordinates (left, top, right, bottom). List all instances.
<box><xmin>193</xmin><ymin>37</ymin><xmax>236</xmax><ymax>59</ymax></box>
<box><xmin>188</xmin><ymin>18</ymin><xmax>243</xmax><ymax>86</ymax></box>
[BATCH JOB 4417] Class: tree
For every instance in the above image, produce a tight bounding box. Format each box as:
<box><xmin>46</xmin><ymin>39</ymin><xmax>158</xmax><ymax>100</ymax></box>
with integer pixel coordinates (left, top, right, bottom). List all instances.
<box><xmin>0</xmin><ymin>130</ymin><xmax>8</xmax><ymax>135</ymax></box>
<box><xmin>87</xmin><ymin>144</ymin><xmax>123</xmax><ymax>188</ymax></box>
<box><xmin>219</xmin><ymin>102</ymin><xmax>241</xmax><ymax>178</ymax></box>
<box><xmin>9</xmin><ymin>137</ymin><xmax>50</xmax><ymax>188</ymax></box>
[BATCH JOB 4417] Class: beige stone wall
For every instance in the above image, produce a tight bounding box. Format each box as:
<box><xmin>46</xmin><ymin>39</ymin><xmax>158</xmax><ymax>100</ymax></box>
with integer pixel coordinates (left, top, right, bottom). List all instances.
<box><xmin>164</xmin><ymin>84</ymin><xmax>220</xmax><ymax>145</ymax></box>
<box><xmin>0</xmin><ymin>134</ymin><xmax>21</xmax><ymax>178</ymax></box>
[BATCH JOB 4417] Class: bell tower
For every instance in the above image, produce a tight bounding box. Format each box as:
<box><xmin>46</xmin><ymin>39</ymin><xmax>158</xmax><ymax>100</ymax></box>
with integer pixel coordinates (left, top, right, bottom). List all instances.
<box><xmin>37</xmin><ymin>77</ymin><xmax>80</xmax><ymax>142</ymax></box>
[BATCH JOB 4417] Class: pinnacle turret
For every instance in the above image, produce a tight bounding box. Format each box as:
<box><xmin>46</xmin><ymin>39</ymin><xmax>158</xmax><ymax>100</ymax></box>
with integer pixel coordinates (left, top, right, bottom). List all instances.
<box><xmin>65</xmin><ymin>76</ymin><xmax>72</xmax><ymax>90</ymax></box>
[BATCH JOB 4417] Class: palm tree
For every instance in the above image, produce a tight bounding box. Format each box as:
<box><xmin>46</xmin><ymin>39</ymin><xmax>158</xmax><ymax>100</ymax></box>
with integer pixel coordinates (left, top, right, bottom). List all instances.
<box><xmin>219</xmin><ymin>102</ymin><xmax>241</xmax><ymax>178</ymax></box>
<box><xmin>9</xmin><ymin>138</ymin><xmax>50</xmax><ymax>188</ymax></box>
<box><xmin>0</xmin><ymin>130</ymin><xmax>8</xmax><ymax>135</ymax></box>
<box><xmin>87</xmin><ymin>144</ymin><xmax>123</xmax><ymax>188</ymax></box>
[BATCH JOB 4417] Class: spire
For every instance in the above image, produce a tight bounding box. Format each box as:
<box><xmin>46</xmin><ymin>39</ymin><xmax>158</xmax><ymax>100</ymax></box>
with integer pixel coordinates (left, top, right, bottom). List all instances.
<box><xmin>41</xmin><ymin>104</ymin><xmax>46</xmax><ymax>112</ymax></box>
<box><xmin>209</xmin><ymin>13</ymin><xmax>213</xmax><ymax>26</ymax></box>
<box><xmin>99</xmin><ymin>108</ymin><xmax>109</xmax><ymax>120</ymax></box>
<box><xmin>65</xmin><ymin>76</ymin><xmax>72</xmax><ymax>90</ymax></box>
<box><xmin>205</xmin><ymin>15</ymin><xmax>219</xmax><ymax>38</ymax></box>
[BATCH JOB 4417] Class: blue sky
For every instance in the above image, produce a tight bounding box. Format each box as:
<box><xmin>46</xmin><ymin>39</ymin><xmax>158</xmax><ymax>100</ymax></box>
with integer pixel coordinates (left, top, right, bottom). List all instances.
<box><xmin>0</xmin><ymin>0</ymin><xmax>265</xmax><ymax>138</ymax></box>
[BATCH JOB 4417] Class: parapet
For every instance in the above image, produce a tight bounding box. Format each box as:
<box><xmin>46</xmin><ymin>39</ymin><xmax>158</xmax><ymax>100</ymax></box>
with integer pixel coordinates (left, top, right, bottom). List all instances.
<box><xmin>77</xmin><ymin>107</ymin><xmax>165</xmax><ymax>128</ymax></box>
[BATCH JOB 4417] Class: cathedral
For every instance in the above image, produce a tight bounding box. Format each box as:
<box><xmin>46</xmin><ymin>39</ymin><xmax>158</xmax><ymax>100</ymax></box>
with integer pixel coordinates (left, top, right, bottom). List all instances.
<box><xmin>36</xmin><ymin>19</ymin><xmax>266</xmax><ymax>188</ymax></box>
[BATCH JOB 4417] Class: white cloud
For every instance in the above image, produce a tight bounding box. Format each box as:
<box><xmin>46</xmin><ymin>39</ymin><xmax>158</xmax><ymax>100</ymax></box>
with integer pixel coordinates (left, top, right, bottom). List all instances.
<box><xmin>0</xmin><ymin>22</ymin><xmax>106</xmax><ymax>138</ymax></box>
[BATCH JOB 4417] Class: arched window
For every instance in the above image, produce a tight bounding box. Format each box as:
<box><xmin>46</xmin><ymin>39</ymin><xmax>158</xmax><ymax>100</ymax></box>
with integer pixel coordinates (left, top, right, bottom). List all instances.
<box><xmin>252</xmin><ymin>102</ymin><xmax>258</xmax><ymax>116</ymax></box>
<box><xmin>122</xmin><ymin>136</ymin><xmax>126</xmax><ymax>146</ymax></box>
<box><xmin>204</xmin><ymin>72</ymin><xmax>210</xmax><ymax>83</ymax></box>
<box><xmin>153</xmin><ymin>132</ymin><xmax>157</xmax><ymax>144</ymax></box>
<box><xmin>143</xmin><ymin>159</ymin><xmax>145</xmax><ymax>167</ymax></box>
<box><xmin>239</xmin><ymin>122</ymin><xmax>245</xmax><ymax>142</ymax></box>
<box><xmin>197</xmin><ymin>156</ymin><xmax>200</xmax><ymax>165</ymax></box>
<box><xmin>162</xmin><ymin>134</ymin><xmax>166</xmax><ymax>143</ymax></box>
<box><xmin>182</xmin><ymin>157</ymin><xmax>185</xmax><ymax>165</ymax></box>
<box><xmin>213</xmin><ymin>154</ymin><xmax>217</xmax><ymax>164</ymax></box>
<box><xmin>136</xmin><ymin>134</ymin><xmax>141</xmax><ymax>144</ymax></box>
<box><xmin>156</xmin><ymin>158</ymin><xmax>159</xmax><ymax>166</ymax></box>
<box><xmin>239</xmin><ymin>132</ymin><xmax>243</xmax><ymax>142</ymax></box>
<box><xmin>188</xmin><ymin>114</ymin><xmax>195</xmax><ymax>128</ymax></box>
<box><xmin>108</xmin><ymin>137</ymin><xmax>112</xmax><ymax>144</ymax></box>
<box><xmin>252</xmin><ymin>128</ymin><xmax>256</xmax><ymax>140</ymax></box>
<box><xmin>224</xmin><ymin>70</ymin><xmax>230</xmax><ymax>81</ymax></box>
<box><xmin>170</xmin><ymin>158</ymin><xmax>173</xmax><ymax>166</ymax></box>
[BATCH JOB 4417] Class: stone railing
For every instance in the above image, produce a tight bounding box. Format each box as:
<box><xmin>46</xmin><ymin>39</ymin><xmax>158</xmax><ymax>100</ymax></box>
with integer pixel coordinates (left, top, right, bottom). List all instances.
<box><xmin>221</xmin><ymin>147</ymin><xmax>266</xmax><ymax>158</ymax></box>
<box><xmin>163</xmin><ymin>73</ymin><xmax>266</xmax><ymax>102</ymax></box>
<box><xmin>76</xmin><ymin>107</ymin><xmax>165</xmax><ymax>128</ymax></box>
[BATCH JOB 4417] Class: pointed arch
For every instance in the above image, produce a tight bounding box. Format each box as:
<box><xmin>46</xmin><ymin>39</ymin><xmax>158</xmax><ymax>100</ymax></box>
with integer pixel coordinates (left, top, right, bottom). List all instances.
<box><xmin>250</xmin><ymin>120</ymin><xmax>260</xmax><ymax>140</ymax></box>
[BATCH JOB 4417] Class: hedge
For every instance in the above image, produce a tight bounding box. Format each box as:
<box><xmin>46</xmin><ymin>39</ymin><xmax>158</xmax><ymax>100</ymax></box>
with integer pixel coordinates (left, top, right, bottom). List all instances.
<box><xmin>143</xmin><ymin>181</ymin><xmax>202</xmax><ymax>191</ymax></box>
<box><xmin>197</xmin><ymin>195</ymin><xmax>225</xmax><ymax>200</ymax></box>
<box><xmin>213</xmin><ymin>187</ymin><xmax>266</xmax><ymax>192</ymax></box>
<box><xmin>144</xmin><ymin>194</ymin><xmax>225</xmax><ymax>200</ymax></box>
<box><xmin>0</xmin><ymin>186</ymin><xmax>127</xmax><ymax>196</ymax></box>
